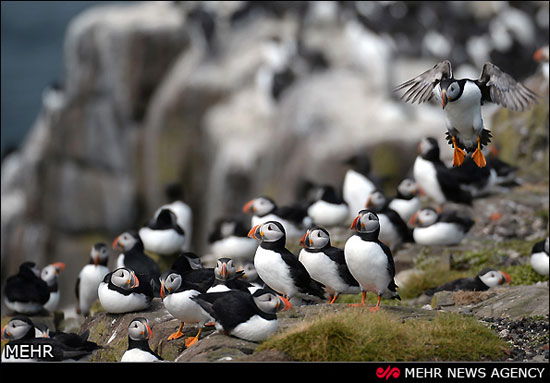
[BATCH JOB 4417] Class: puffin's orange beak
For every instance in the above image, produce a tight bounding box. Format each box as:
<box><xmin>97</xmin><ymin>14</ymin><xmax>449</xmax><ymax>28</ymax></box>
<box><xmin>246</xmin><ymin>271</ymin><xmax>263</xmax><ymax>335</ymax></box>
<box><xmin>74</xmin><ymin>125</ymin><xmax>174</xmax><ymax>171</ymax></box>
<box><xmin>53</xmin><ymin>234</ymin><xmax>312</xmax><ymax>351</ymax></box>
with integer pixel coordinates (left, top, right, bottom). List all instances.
<box><xmin>350</xmin><ymin>216</ymin><xmax>360</xmax><ymax>231</ymax></box>
<box><xmin>299</xmin><ymin>232</ymin><xmax>308</xmax><ymax>247</ymax></box>
<box><xmin>52</xmin><ymin>262</ymin><xmax>66</xmax><ymax>274</ymax></box>
<box><xmin>409</xmin><ymin>212</ymin><xmax>419</xmax><ymax>226</ymax></box>
<box><xmin>441</xmin><ymin>89</ymin><xmax>447</xmax><ymax>109</ymax></box>
<box><xmin>365</xmin><ymin>197</ymin><xmax>372</xmax><ymax>208</ymax></box>
<box><xmin>1</xmin><ymin>324</ymin><xmax>9</xmax><ymax>341</ymax></box>
<box><xmin>144</xmin><ymin>322</ymin><xmax>153</xmax><ymax>338</ymax></box>
<box><xmin>500</xmin><ymin>272</ymin><xmax>512</xmax><ymax>284</ymax></box>
<box><xmin>160</xmin><ymin>281</ymin><xmax>166</xmax><ymax>300</ymax></box>
<box><xmin>534</xmin><ymin>47</ymin><xmax>545</xmax><ymax>62</ymax></box>
<box><xmin>248</xmin><ymin>225</ymin><xmax>261</xmax><ymax>240</ymax></box>
<box><xmin>112</xmin><ymin>236</ymin><xmax>121</xmax><ymax>250</ymax></box>
<box><xmin>277</xmin><ymin>295</ymin><xmax>292</xmax><ymax>312</ymax></box>
<box><xmin>243</xmin><ymin>200</ymin><xmax>255</xmax><ymax>213</ymax></box>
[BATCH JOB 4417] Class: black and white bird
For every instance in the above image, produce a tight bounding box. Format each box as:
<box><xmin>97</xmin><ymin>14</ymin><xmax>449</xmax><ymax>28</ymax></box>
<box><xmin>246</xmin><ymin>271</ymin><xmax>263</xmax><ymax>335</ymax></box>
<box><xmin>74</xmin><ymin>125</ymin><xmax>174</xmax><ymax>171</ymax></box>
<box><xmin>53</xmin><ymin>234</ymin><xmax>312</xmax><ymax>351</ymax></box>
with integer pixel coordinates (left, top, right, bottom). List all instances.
<box><xmin>207</xmin><ymin>257</ymin><xmax>256</xmax><ymax>293</ymax></box>
<box><xmin>192</xmin><ymin>289</ymin><xmax>292</xmax><ymax>342</ymax></box>
<box><xmin>366</xmin><ymin>189</ymin><xmax>414</xmax><ymax>250</ymax></box>
<box><xmin>139</xmin><ymin>208</ymin><xmax>186</xmax><ymax>255</ymax></box>
<box><xmin>242</xmin><ymin>196</ymin><xmax>311</xmax><ymax>239</ymax></box>
<box><xmin>98</xmin><ymin>267</ymin><xmax>154</xmax><ymax>314</ymax></box>
<box><xmin>394</xmin><ymin>60</ymin><xmax>538</xmax><ymax>168</ymax></box>
<box><xmin>40</xmin><ymin>262</ymin><xmax>65</xmax><ymax>312</ymax></box>
<box><xmin>530</xmin><ymin>237</ymin><xmax>549</xmax><ymax>276</ymax></box>
<box><xmin>2</xmin><ymin>316</ymin><xmax>100</xmax><ymax>362</ymax></box>
<box><xmin>160</xmin><ymin>270</ymin><xmax>213</xmax><ymax>346</ymax></box>
<box><xmin>113</xmin><ymin>231</ymin><xmax>161</xmax><ymax>294</ymax></box>
<box><xmin>248</xmin><ymin>221</ymin><xmax>326</xmax><ymax>304</ymax></box>
<box><xmin>121</xmin><ymin>317</ymin><xmax>163</xmax><ymax>362</ymax></box>
<box><xmin>306</xmin><ymin>185</ymin><xmax>349</xmax><ymax>228</ymax></box>
<box><xmin>298</xmin><ymin>226</ymin><xmax>360</xmax><ymax>303</ymax></box>
<box><xmin>4</xmin><ymin>262</ymin><xmax>50</xmax><ymax>315</ymax></box>
<box><xmin>207</xmin><ymin>216</ymin><xmax>258</xmax><ymax>267</ymax></box>
<box><xmin>170</xmin><ymin>252</ymin><xmax>216</xmax><ymax>292</ymax></box>
<box><xmin>344</xmin><ymin>210</ymin><xmax>401</xmax><ymax>311</ymax></box>
<box><xmin>413</xmin><ymin>137</ymin><xmax>473</xmax><ymax>206</ymax></box>
<box><xmin>424</xmin><ymin>268</ymin><xmax>512</xmax><ymax>296</ymax></box>
<box><xmin>342</xmin><ymin>153</ymin><xmax>379</xmax><ymax>224</ymax></box>
<box><xmin>75</xmin><ymin>243</ymin><xmax>110</xmax><ymax>316</ymax></box>
<box><xmin>388</xmin><ymin>178</ymin><xmax>421</xmax><ymax>224</ymax></box>
<box><xmin>410</xmin><ymin>207</ymin><xmax>474</xmax><ymax>246</ymax></box>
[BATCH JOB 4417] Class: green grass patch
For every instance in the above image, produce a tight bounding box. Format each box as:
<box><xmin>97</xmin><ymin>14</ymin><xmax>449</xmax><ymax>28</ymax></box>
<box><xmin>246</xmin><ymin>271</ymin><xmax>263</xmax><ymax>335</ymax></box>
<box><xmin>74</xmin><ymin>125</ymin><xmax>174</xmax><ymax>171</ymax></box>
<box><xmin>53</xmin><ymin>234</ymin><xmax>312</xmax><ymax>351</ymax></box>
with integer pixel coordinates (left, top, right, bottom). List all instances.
<box><xmin>501</xmin><ymin>263</ymin><xmax>549</xmax><ymax>286</ymax></box>
<box><xmin>260</xmin><ymin>309</ymin><xmax>508</xmax><ymax>361</ymax></box>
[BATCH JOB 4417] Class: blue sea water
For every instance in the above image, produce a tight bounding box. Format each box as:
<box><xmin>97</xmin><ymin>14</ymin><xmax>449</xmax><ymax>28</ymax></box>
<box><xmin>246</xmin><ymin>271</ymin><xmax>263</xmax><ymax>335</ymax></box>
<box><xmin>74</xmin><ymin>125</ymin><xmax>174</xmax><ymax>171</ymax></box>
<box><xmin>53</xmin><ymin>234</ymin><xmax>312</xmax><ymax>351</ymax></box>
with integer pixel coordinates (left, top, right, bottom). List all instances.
<box><xmin>0</xmin><ymin>1</ymin><xmax>125</xmax><ymax>158</ymax></box>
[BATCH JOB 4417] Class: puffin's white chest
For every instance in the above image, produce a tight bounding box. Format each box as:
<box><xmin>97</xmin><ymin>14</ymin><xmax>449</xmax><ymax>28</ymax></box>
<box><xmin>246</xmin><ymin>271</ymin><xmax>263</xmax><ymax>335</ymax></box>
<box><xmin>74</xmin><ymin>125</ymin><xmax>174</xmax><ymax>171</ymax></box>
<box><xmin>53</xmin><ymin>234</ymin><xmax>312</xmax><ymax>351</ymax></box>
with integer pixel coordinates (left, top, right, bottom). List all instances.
<box><xmin>139</xmin><ymin>227</ymin><xmax>185</xmax><ymax>255</ymax></box>
<box><xmin>412</xmin><ymin>222</ymin><xmax>466</xmax><ymax>246</ymax></box>
<box><xmin>43</xmin><ymin>291</ymin><xmax>60</xmax><ymax>312</ymax></box>
<box><xmin>229</xmin><ymin>315</ymin><xmax>279</xmax><ymax>342</ymax></box>
<box><xmin>121</xmin><ymin>348</ymin><xmax>160</xmax><ymax>362</ymax></box>
<box><xmin>388</xmin><ymin>197</ymin><xmax>420</xmax><ymax>223</ymax></box>
<box><xmin>98</xmin><ymin>283</ymin><xmax>150</xmax><ymax>314</ymax></box>
<box><xmin>377</xmin><ymin>213</ymin><xmax>401</xmax><ymax>248</ymax></box>
<box><xmin>163</xmin><ymin>289</ymin><xmax>211</xmax><ymax>324</ymax></box>
<box><xmin>442</xmin><ymin>81</ymin><xmax>484</xmax><ymax>143</ymax></box>
<box><xmin>298</xmin><ymin>249</ymin><xmax>343</xmax><ymax>295</ymax></box>
<box><xmin>307</xmin><ymin>200</ymin><xmax>349</xmax><ymax>227</ymax></box>
<box><xmin>413</xmin><ymin>157</ymin><xmax>446</xmax><ymax>205</ymax></box>
<box><xmin>343</xmin><ymin>169</ymin><xmax>376</xmax><ymax>223</ymax></box>
<box><xmin>344</xmin><ymin>236</ymin><xmax>390</xmax><ymax>295</ymax></box>
<box><xmin>530</xmin><ymin>252</ymin><xmax>549</xmax><ymax>276</ymax></box>
<box><xmin>254</xmin><ymin>247</ymin><xmax>296</xmax><ymax>296</ymax></box>
<box><xmin>78</xmin><ymin>264</ymin><xmax>110</xmax><ymax>313</ymax></box>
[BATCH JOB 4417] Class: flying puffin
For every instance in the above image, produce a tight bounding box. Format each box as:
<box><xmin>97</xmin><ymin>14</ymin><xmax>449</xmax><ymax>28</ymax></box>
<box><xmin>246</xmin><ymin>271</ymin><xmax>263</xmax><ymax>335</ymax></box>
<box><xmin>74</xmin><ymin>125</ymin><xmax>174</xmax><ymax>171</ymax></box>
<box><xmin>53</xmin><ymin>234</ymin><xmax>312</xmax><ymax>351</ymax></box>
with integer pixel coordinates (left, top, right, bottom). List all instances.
<box><xmin>98</xmin><ymin>267</ymin><xmax>154</xmax><ymax>314</ymax></box>
<box><xmin>207</xmin><ymin>216</ymin><xmax>258</xmax><ymax>267</ymax></box>
<box><xmin>2</xmin><ymin>316</ymin><xmax>100</xmax><ymax>362</ymax></box>
<box><xmin>113</xmin><ymin>231</ymin><xmax>161</xmax><ymax>294</ymax></box>
<box><xmin>424</xmin><ymin>268</ymin><xmax>512</xmax><ymax>296</ymax></box>
<box><xmin>242</xmin><ymin>196</ymin><xmax>311</xmax><ymax>239</ymax></box>
<box><xmin>298</xmin><ymin>226</ymin><xmax>360</xmax><ymax>303</ymax></box>
<box><xmin>344</xmin><ymin>210</ymin><xmax>401</xmax><ymax>311</ymax></box>
<box><xmin>306</xmin><ymin>185</ymin><xmax>349</xmax><ymax>228</ymax></box>
<box><xmin>394</xmin><ymin>60</ymin><xmax>538</xmax><ymax>168</ymax></box>
<box><xmin>365</xmin><ymin>189</ymin><xmax>414</xmax><ymax>250</ymax></box>
<box><xmin>388</xmin><ymin>178</ymin><xmax>420</xmax><ymax>224</ymax></box>
<box><xmin>342</xmin><ymin>153</ymin><xmax>379</xmax><ymax>224</ymax></box>
<box><xmin>207</xmin><ymin>257</ymin><xmax>255</xmax><ymax>293</ymax></box>
<box><xmin>40</xmin><ymin>262</ymin><xmax>66</xmax><ymax>312</ymax></box>
<box><xmin>121</xmin><ymin>317</ymin><xmax>163</xmax><ymax>362</ymax></box>
<box><xmin>192</xmin><ymin>289</ymin><xmax>292</xmax><ymax>342</ymax></box>
<box><xmin>530</xmin><ymin>237</ymin><xmax>549</xmax><ymax>276</ymax></box>
<box><xmin>139</xmin><ymin>208</ymin><xmax>186</xmax><ymax>255</ymax></box>
<box><xmin>4</xmin><ymin>262</ymin><xmax>50</xmax><ymax>315</ymax></box>
<box><xmin>75</xmin><ymin>243</ymin><xmax>110</xmax><ymax>316</ymax></box>
<box><xmin>409</xmin><ymin>207</ymin><xmax>474</xmax><ymax>246</ymax></box>
<box><xmin>248</xmin><ymin>221</ymin><xmax>326</xmax><ymax>304</ymax></box>
<box><xmin>413</xmin><ymin>137</ymin><xmax>473</xmax><ymax>206</ymax></box>
<box><xmin>159</xmin><ymin>270</ymin><xmax>213</xmax><ymax>346</ymax></box>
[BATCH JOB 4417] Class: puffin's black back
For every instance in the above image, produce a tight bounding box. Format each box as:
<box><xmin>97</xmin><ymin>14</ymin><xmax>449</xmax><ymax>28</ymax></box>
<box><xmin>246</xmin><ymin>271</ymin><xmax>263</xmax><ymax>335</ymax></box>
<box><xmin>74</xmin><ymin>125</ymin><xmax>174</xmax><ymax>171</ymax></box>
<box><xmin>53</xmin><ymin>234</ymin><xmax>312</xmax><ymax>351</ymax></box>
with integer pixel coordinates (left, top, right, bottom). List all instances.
<box><xmin>5</xmin><ymin>263</ymin><xmax>50</xmax><ymax>304</ymax></box>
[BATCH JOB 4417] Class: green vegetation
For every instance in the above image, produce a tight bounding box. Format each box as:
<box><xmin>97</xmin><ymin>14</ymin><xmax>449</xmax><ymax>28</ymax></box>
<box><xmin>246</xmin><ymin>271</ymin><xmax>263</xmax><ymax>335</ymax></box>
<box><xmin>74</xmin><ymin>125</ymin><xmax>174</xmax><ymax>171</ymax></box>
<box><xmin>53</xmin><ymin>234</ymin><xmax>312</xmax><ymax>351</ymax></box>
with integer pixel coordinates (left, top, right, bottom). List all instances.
<box><xmin>259</xmin><ymin>308</ymin><xmax>508</xmax><ymax>361</ymax></box>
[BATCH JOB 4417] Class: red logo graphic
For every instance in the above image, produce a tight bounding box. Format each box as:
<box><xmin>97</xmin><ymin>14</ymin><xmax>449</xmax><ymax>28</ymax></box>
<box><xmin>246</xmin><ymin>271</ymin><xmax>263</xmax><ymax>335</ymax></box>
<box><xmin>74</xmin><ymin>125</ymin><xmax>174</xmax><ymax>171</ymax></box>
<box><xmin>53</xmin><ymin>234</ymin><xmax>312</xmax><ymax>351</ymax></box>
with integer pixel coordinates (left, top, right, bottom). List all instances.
<box><xmin>376</xmin><ymin>365</ymin><xmax>401</xmax><ymax>380</ymax></box>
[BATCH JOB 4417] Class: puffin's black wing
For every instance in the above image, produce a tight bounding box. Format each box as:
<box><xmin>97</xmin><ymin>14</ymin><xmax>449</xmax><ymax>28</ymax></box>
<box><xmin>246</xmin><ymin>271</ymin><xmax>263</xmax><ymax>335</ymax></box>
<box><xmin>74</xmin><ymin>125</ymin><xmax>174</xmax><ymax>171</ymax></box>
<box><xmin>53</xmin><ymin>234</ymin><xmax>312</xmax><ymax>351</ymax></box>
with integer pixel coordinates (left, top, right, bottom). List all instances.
<box><xmin>438</xmin><ymin>210</ymin><xmax>475</xmax><ymax>232</ymax></box>
<box><xmin>323</xmin><ymin>246</ymin><xmax>360</xmax><ymax>287</ymax></box>
<box><xmin>384</xmin><ymin>208</ymin><xmax>414</xmax><ymax>242</ymax></box>
<box><xmin>193</xmin><ymin>291</ymin><xmax>258</xmax><ymax>332</ymax></box>
<box><xmin>434</xmin><ymin>164</ymin><xmax>473</xmax><ymax>205</ymax></box>
<box><xmin>5</xmin><ymin>274</ymin><xmax>50</xmax><ymax>305</ymax></box>
<box><xmin>424</xmin><ymin>276</ymin><xmax>487</xmax><ymax>296</ymax></box>
<box><xmin>280</xmin><ymin>249</ymin><xmax>325</xmax><ymax>299</ymax></box>
<box><xmin>476</xmin><ymin>62</ymin><xmax>538</xmax><ymax>111</ymax></box>
<box><xmin>394</xmin><ymin>60</ymin><xmax>452</xmax><ymax>104</ymax></box>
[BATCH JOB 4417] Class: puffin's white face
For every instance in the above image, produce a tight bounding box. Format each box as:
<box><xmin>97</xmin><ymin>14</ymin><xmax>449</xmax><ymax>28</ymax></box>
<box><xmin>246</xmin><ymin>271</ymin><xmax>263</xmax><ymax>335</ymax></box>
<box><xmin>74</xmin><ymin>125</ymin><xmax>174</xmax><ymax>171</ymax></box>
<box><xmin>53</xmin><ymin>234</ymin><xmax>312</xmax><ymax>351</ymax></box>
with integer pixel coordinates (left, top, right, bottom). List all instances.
<box><xmin>111</xmin><ymin>268</ymin><xmax>139</xmax><ymax>290</ymax></box>
<box><xmin>478</xmin><ymin>269</ymin><xmax>511</xmax><ymax>288</ymax></box>
<box><xmin>245</xmin><ymin>197</ymin><xmax>275</xmax><ymax>216</ymax></box>
<box><xmin>397</xmin><ymin>179</ymin><xmax>418</xmax><ymax>198</ymax></box>
<box><xmin>351</xmin><ymin>210</ymin><xmax>380</xmax><ymax>233</ymax></box>
<box><xmin>113</xmin><ymin>232</ymin><xmax>139</xmax><ymax>251</ymax></box>
<box><xmin>40</xmin><ymin>263</ymin><xmax>65</xmax><ymax>286</ymax></box>
<box><xmin>127</xmin><ymin>318</ymin><xmax>152</xmax><ymax>341</ymax></box>
<box><xmin>215</xmin><ymin>258</ymin><xmax>236</xmax><ymax>280</ymax></box>
<box><xmin>249</xmin><ymin>221</ymin><xmax>286</xmax><ymax>243</ymax></box>
<box><xmin>91</xmin><ymin>243</ymin><xmax>110</xmax><ymax>265</ymax></box>
<box><xmin>366</xmin><ymin>190</ymin><xmax>386</xmax><ymax>209</ymax></box>
<box><xmin>160</xmin><ymin>272</ymin><xmax>182</xmax><ymax>299</ymax></box>
<box><xmin>253</xmin><ymin>291</ymin><xmax>292</xmax><ymax>314</ymax></box>
<box><xmin>242</xmin><ymin>263</ymin><xmax>258</xmax><ymax>281</ymax></box>
<box><xmin>414</xmin><ymin>209</ymin><xmax>439</xmax><ymax>227</ymax></box>
<box><xmin>2</xmin><ymin>318</ymin><xmax>33</xmax><ymax>341</ymax></box>
<box><xmin>300</xmin><ymin>228</ymin><xmax>330</xmax><ymax>250</ymax></box>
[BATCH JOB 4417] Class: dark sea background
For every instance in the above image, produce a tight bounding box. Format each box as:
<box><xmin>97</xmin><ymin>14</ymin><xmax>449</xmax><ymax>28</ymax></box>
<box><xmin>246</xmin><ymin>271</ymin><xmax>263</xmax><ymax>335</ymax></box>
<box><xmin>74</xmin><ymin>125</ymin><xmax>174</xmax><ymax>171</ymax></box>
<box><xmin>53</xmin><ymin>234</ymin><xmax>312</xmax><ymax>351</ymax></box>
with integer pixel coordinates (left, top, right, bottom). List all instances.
<box><xmin>1</xmin><ymin>1</ymin><xmax>132</xmax><ymax>158</ymax></box>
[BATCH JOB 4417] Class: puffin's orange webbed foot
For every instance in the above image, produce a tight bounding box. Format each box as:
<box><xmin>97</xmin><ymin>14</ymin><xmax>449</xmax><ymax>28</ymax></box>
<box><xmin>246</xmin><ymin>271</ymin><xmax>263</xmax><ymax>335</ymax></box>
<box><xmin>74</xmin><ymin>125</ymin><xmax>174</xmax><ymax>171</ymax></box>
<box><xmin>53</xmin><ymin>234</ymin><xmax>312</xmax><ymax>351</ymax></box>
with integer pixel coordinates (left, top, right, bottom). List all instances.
<box><xmin>451</xmin><ymin>136</ymin><xmax>466</xmax><ymax>167</ymax></box>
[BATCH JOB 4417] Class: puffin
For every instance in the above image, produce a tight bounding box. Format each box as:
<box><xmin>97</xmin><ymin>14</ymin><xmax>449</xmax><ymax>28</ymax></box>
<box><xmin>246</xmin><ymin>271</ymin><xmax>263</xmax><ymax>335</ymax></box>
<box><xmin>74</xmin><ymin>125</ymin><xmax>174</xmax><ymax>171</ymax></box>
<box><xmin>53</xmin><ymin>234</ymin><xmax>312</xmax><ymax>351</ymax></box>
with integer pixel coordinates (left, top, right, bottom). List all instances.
<box><xmin>342</xmin><ymin>153</ymin><xmax>379</xmax><ymax>224</ymax></box>
<box><xmin>344</xmin><ymin>210</ymin><xmax>401</xmax><ymax>311</ymax></box>
<box><xmin>298</xmin><ymin>226</ymin><xmax>361</xmax><ymax>303</ymax></box>
<box><xmin>192</xmin><ymin>289</ymin><xmax>292</xmax><ymax>342</ymax></box>
<box><xmin>113</xmin><ymin>231</ymin><xmax>161</xmax><ymax>294</ymax></box>
<box><xmin>248</xmin><ymin>220</ymin><xmax>326</xmax><ymax>304</ymax></box>
<box><xmin>139</xmin><ymin>208</ymin><xmax>186</xmax><ymax>255</ymax></box>
<box><xmin>207</xmin><ymin>257</ymin><xmax>255</xmax><ymax>293</ymax></box>
<box><xmin>98</xmin><ymin>267</ymin><xmax>153</xmax><ymax>314</ymax></box>
<box><xmin>424</xmin><ymin>268</ymin><xmax>512</xmax><ymax>296</ymax></box>
<box><xmin>242</xmin><ymin>196</ymin><xmax>310</xmax><ymax>239</ymax></box>
<box><xmin>170</xmin><ymin>251</ymin><xmax>216</xmax><ymax>292</ymax></box>
<box><xmin>159</xmin><ymin>270</ymin><xmax>213</xmax><ymax>346</ymax></box>
<box><xmin>413</xmin><ymin>137</ymin><xmax>473</xmax><ymax>206</ymax></box>
<box><xmin>207</xmin><ymin>216</ymin><xmax>258</xmax><ymax>267</ymax></box>
<box><xmin>154</xmin><ymin>182</ymin><xmax>194</xmax><ymax>251</ymax></box>
<box><xmin>306</xmin><ymin>185</ymin><xmax>349</xmax><ymax>228</ymax></box>
<box><xmin>75</xmin><ymin>242</ymin><xmax>110</xmax><ymax>316</ymax></box>
<box><xmin>40</xmin><ymin>262</ymin><xmax>66</xmax><ymax>312</ymax></box>
<box><xmin>121</xmin><ymin>317</ymin><xmax>163</xmax><ymax>362</ymax></box>
<box><xmin>1</xmin><ymin>316</ymin><xmax>100</xmax><ymax>362</ymax></box>
<box><xmin>409</xmin><ymin>207</ymin><xmax>474</xmax><ymax>246</ymax></box>
<box><xmin>365</xmin><ymin>189</ymin><xmax>414</xmax><ymax>250</ymax></box>
<box><xmin>394</xmin><ymin>60</ymin><xmax>538</xmax><ymax>168</ymax></box>
<box><xmin>530</xmin><ymin>237</ymin><xmax>549</xmax><ymax>276</ymax></box>
<box><xmin>4</xmin><ymin>262</ymin><xmax>50</xmax><ymax>315</ymax></box>
<box><xmin>388</xmin><ymin>178</ymin><xmax>421</xmax><ymax>224</ymax></box>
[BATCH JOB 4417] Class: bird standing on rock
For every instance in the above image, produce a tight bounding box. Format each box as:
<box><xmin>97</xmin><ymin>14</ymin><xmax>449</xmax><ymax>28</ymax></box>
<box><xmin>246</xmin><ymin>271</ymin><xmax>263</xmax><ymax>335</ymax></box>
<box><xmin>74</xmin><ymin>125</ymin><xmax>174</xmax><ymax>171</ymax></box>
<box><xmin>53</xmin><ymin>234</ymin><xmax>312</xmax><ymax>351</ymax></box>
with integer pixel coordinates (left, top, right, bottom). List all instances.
<box><xmin>40</xmin><ymin>262</ymin><xmax>66</xmax><ymax>312</ymax></box>
<box><xmin>394</xmin><ymin>60</ymin><xmax>538</xmax><ymax>168</ymax></box>
<box><xmin>4</xmin><ymin>262</ymin><xmax>50</xmax><ymax>315</ymax></box>
<box><xmin>121</xmin><ymin>317</ymin><xmax>163</xmax><ymax>362</ymax></box>
<box><xmin>76</xmin><ymin>243</ymin><xmax>110</xmax><ymax>316</ymax></box>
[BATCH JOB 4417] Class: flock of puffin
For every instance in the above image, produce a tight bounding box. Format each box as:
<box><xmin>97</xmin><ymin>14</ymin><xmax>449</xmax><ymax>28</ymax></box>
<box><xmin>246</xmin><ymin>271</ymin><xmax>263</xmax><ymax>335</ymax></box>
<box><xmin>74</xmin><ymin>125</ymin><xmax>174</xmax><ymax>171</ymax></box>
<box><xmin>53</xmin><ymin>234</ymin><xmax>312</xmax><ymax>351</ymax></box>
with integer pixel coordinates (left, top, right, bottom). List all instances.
<box><xmin>2</xmin><ymin>59</ymin><xmax>549</xmax><ymax>362</ymax></box>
